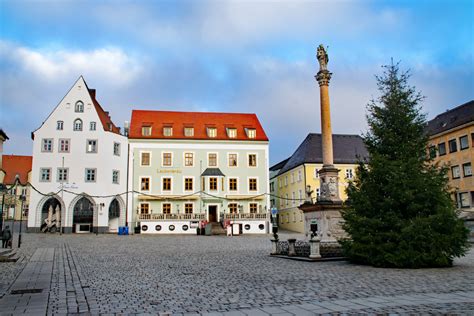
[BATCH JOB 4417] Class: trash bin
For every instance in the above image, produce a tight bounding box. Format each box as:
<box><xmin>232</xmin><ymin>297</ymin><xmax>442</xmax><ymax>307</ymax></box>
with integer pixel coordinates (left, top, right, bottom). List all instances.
<box><xmin>205</xmin><ymin>224</ymin><xmax>212</xmax><ymax>236</ymax></box>
<box><xmin>123</xmin><ymin>226</ymin><xmax>129</xmax><ymax>235</ymax></box>
<box><xmin>196</xmin><ymin>227</ymin><xmax>201</xmax><ymax>235</ymax></box>
<box><xmin>118</xmin><ymin>226</ymin><xmax>124</xmax><ymax>235</ymax></box>
<box><xmin>134</xmin><ymin>225</ymin><xmax>141</xmax><ymax>234</ymax></box>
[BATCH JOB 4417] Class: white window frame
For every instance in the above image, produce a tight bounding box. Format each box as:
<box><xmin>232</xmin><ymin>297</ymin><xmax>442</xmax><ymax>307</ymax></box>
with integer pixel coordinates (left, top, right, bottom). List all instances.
<box><xmin>140</xmin><ymin>176</ymin><xmax>151</xmax><ymax>192</ymax></box>
<box><xmin>184</xmin><ymin>127</ymin><xmax>194</xmax><ymax>137</ymax></box>
<box><xmin>86</xmin><ymin>139</ymin><xmax>98</xmax><ymax>153</ymax></box>
<box><xmin>248</xmin><ymin>153</ymin><xmax>257</xmax><ymax>167</ymax></box>
<box><xmin>346</xmin><ymin>168</ymin><xmax>354</xmax><ymax>179</ymax></box>
<box><xmin>57</xmin><ymin>121</ymin><xmax>64</xmax><ymax>130</ymax></box>
<box><xmin>227</xmin><ymin>128</ymin><xmax>237</xmax><ymax>138</ymax></box>
<box><xmin>142</xmin><ymin>126</ymin><xmax>152</xmax><ymax>136</ymax></box>
<box><xmin>85</xmin><ymin>168</ymin><xmax>97</xmax><ymax>182</ymax></box>
<box><xmin>140</xmin><ymin>151</ymin><xmax>151</xmax><ymax>167</ymax></box>
<box><xmin>73</xmin><ymin>118</ymin><xmax>83</xmax><ymax>131</ymax></box>
<box><xmin>248</xmin><ymin>177</ymin><xmax>258</xmax><ymax>193</ymax></box>
<box><xmin>162</xmin><ymin>152</ymin><xmax>173</xmax><ymax>167</ymax></box>
<box><xmin>207</xmin><ymin>152</ymin><xmax>218</xmax><ymax>167</ymax></box>
<box><xmin>246</xmin><ymin>128</ymin><xmax>256</xmax><ymax>139</ymax></box>
<box><xmin>184</xmin><ymin>152</ymin><xmax>194</xmax><ymax>167</ymax></box>
<box><xmin>59</xmin><ymin>139</ymin><xmax>70</xmax><ymax>153</ymax></box>
<box><xmin>112</xmin><ymin>170</ymin><xmax>120</xmax><ymax>184</ymax></box>
<box><xmin>463</xmin><ymin>163</ymin><xmax>472</xmax><ymax>177</ymax></box>
<box><xmin>57</xmin><ymin>168</ymin><xmax>69</xmax><ymax>182</ymax></box>
<box><xmin>183</xmin><ymin>176</ymin><xmax>194</xmax><ymax>192</ymax></box>
<box><xmin>207</xmin><ymin>127</ymin><xmax>217</xmax><ymax>138</ymax></box>
<box><xmin>163</xmin><ymin>126</ymin><xmax>173</xmax><ymax>137</ymax></box>
<box><xmin>40</xmin><ymin>168</ymin><xmax>51</xmax><ymax>182</ymax></box>
<box><xmin>139</xmin><ymin>202</ymin><xmax>150</xmax><ymax>214</ymax></box>
<box><xmin>90</xmin><ymin>121</ymin><xmax>96</xmax><ymax>131</ymax></box>
<box><xmin>162</xmin><ymin>176</ymin><xmax>172</xmax><ymax>192</ymax></box>
<box><xmin>228</xmin><ymin>153</ymin><xmax>238</xmax><ymax>167</ymax></box>
<box><xmin>75</xmin><ymin>101</ymin><xmax>84</xmax><ymax>112</ymax></box>
<box><xmin>298</xmin><ymin>170</ymin><xmax>302</xmax><ymax>182</ymax></box>
<box><xmin>113</xmin><ymin>142</ymin><xmax>121</xmax><ymax>156</ymax></box>
<box><xmin>184</xmin><ymin>202</ymin><xmax>194</xmax><ymax>214</ymax></box>
<box><xmin>41</xmin><ymin>138</ymin><xmax>53</xmax><ymax>152</ymax></box>
<box><xmin>228</xmin><ymin>177</ymin><xmax>239</xmax><ymax>192</ymax></box>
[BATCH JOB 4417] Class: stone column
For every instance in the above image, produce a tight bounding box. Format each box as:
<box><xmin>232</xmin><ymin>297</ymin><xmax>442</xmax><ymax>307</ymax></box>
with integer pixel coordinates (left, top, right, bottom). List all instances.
<box><xmin>315</xmin><ymin>45</ymin><xmax>341</xmax><ymax>203</ymax></box>
<box><xmin>288</xmin><ymin>238</ymin><xmax>297</xmax><ymax>256</ymax></box>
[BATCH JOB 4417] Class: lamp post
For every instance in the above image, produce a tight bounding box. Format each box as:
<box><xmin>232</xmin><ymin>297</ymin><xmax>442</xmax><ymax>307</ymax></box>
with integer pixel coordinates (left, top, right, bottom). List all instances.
<box><xmin>0</xmin><ymin>183</ymin><xmax>7</xmax><ymax>231</ymax></box>
<box><xmin>18</xmin><ymin>194</ymin><xmax>26</xmax><ymax>248</ymax></box>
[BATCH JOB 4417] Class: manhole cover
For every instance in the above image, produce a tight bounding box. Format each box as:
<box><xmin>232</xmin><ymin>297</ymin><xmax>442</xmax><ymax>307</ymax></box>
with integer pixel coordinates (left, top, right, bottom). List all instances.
<box><xmin>11</xmin><ymin>289</ymin><xmax>43</xmax><ymax>294</ymax></box>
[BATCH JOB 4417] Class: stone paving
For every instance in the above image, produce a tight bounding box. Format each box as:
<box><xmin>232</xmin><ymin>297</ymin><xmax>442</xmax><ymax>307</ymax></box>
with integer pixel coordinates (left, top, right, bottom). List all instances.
<box><xmin>0</xmin><ymin>232</ymin><xmax>473</xmax><ymax>315</ymax></box>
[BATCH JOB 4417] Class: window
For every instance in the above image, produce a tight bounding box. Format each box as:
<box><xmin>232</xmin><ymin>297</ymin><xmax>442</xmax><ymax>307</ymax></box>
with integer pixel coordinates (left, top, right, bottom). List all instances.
<box><xmin>249</xmin><ymin>178</ymin><xmax>257</xmax><ymax>191</ymax></box>
<box><xmin>346</xmin><ymin>169</ymin><xmax>353</xmax><ymax>179</ymax></box>
<box><xmin>142</xmin><ymin>126</ymin><xmax>151</xmax><ymax>136</ymax></box>
<box><xmin>291</xmin><ymin>173</ymin><xmax>294</xmax><ymax>183</ymax></box>
<box><xmin>59</xmin><ymin>139</ymin><xmax>70</xmax><ymax>153</ymax></box>
<box><xmin>248</xmin><ymin>154</ymin><xmax>257</xmax><ymax>167</ymax></box>
<box><xmin>163</xmin><ymin>178</ymin><xmax>171</xmax><ymax>191</ymax></box>
<box><xmin>40</xmin><ymin>168</ymin><xmax>51</xmax><ymax>182</ymax></box>
<box><xmin>112</xmin><ymin>170</ymin><xmax>119</xmax><ymax>184</ymax></box>
<box><xmin>229</xmin><ymin>178</ymin><xmax>237</xmax><ymax>191</ymax></box>
<box><xmin>284</xmin><ymin>176</ymin><xmax>288</xmax><ymax>186</ymax></box>
<box><xmin>163</xmin><ymin>153</ymin><xmax>172</xmax><ymax>166</ymax></box>
<box><xmin>438</xmin><ymin>143</ymin><xmax>446</xmax><ymax>156</ymax></box>
<box><xmin>451</xmin><ymin>165</ymin><xmax>460</xmax><ymax>179</ymax></box>
<box><xmin>460</xmin><ymin>135</ymin><xmax>469</xmax><ymax>150</ymax></box>
<box><xmin>229</xmin><ymin>203</ymin><xmax>237</xmax><ymax>214</ymax></box>
<box><xmin>184</xmin><ymin>153</ymin><xmax>193</xmax><ymax>166</ymax></box>
<box><xmin>314</xmin><ymin>169</ymin><xmax>319</xmax><ymax>178</ymax></box>
<box><xmin>299</xmin><ymin>190</ymin><xmax>303</xmax><ymax>202</ymax></box>
<box><xmin>249</xmin><ymin>203</ymin><xmax>258</xmax><ymax>213</ymax></box>
<box><xmin>141</xmin><ymin>177</ymin><xmax>150</xmax><ymax>191</ymax></box>
<box><xmin>463</xmin><ymin>163</ymin><xmax>472</xmax><ymax>177</ymax></box>
<box><xmin>270</xmin><ymin>182</ymin><xmax>274</xmax><ymax>192</ymax></box>
<box><xmin>85</xmin><ymin>168</ymin><xmax>96</xmax><ymax>182</ymax></box>
<box><xmin>140</xmin><ymin>203</ymin><xmax>149</xmax><ymax>214</ymax></box>
<box><xmin>227</xmin><ymin>128</ymin><xmax>237</xmax><ymax>138</ymax></box>
<box><xmin>459</xmin><ymin>192</ymin><xmax>470</xmax><ymax>208</ymax></box>
<box><xmin>448</xmin><ymin>139</ymin><xmax>457</xmax><ymax>153</ymax></box>
<box><xmin>429</xmin><ymin>145</ymin><xmax>436</xmax><ymax>159</ymax></box>
<box><xmin>228</xmin><ymin>154</ymin><xmax>237</xmax><ymax>167</ymax></box>
<box><xmin>113</xmin><ymin>142</ymin><xmax>120</xmax><ymax>156</ymax></box>
<box><xmin>184</xmin><ymin>127</ymin><xmax>194</xmax><ymax>137</ymax></box>
<box><xmin>298</xmin><ymin>170</ymin><xmax>302</xmax><ymax>182</ymax></box>
<box><xmin>86</xmin><ymin>140</ymin><xmax>98</xmax><ymax>153</ymax></box>
<box><xmin>57</xmin><ymin>121</ymin><xmax>64</xmax><ymax>130</ymax></box>
<box><xmin>209</xmin><ymin>177</ymin><xmax>217</xmax><ymax>191</ymax></box>
<box><xmin>141</xmin><ymin>152</ymin><xmax>150</xmax><ymax>166</ymax></box>
<box><xmin>184</xmin><ymin>178</ymin><xmax>193</xmax><ymax>191</ymax></box>
<box><xmin>185</xmin><ymin>203</ymin><xmax>193</xmax><ymax>214</ymax></box>
<box><xmin>246</xmin><ymin>128</ymin><xmax>256</xmax><ymax>139</ymax></box>
<box><xmin>163</xmin><ymin>126</ymin><xmax>173</xmax><ymax>137</ymax></box>
<box><xmin>42</xmin><ymin>139</ymin><xmax>53</xmax><ymax>152</ymax></box>
<box><xmin>207</xmin><ymin>127</ymin><xmax>217</xmax><ymax>138</ymax></box>
<box><xmin>292</xmin><ymin>192</ymin><xmax>296</xmax><ymax>206</ymax></box>
<box><xmin>90</xmin><ymin>122</ymin><xmax>96</xmax><ymax>131</ymax></box>
<box><xmin>163</xmin><ymin>203</ymin><xmax>171</xmax><ymax>214</ymax></box>
<box><xmin>74</xmin><ymin>119</ymin><xmax>83</xmax><ymax>131</ymax></box>
<box><xmin>278</xmin><ymin>179</ymin><xmax>282</xmax><ymax>188</ymax></box>
<box><xmin>75</xmin><ymin>101</ymin><xmax>84</xmax><ymax>112</ymax></box>
<box><xmin>208</xmin><ymin>153</ymin><xmax>217</xmax><ymax>167</ymax></box>
<box><xmin>57</xmin><ymin>168</ymin><xmax>68</xmax><ymax>182</ymax></box>
<box><xmin>285</xmin><ymin>194</ymin><xmax>289</xmax><ymax>206</ymax></box>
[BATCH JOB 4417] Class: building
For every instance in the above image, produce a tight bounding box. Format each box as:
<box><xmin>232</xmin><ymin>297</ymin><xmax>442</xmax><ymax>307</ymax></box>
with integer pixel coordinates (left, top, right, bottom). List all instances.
<box><xmin>127</xmin><ymin>110</ymin><xmax>270</xmax><ymax>234</ymax></box>
<box><xmin>1</xmin><ymin>155</ymin><xmax>32</xmax><ymax>221</ymax></box>
<box><xmin>28</xmin><ymin>77</ymin><xmax>128</xmax><ymax>233</ymax></box>
<box><xmin>426</xmin><ymin>100</ymin><xmax>474</xmax><ymax>219</ymax></box>
<box><xmin>271</xmin><ymin>133</ymin><xmax>368</xmax><ymax>233</ymax></box>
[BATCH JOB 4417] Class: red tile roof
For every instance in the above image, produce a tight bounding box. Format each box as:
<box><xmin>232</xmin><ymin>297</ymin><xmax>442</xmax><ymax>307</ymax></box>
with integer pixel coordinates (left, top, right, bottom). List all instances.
<box><xmin>129</xmin><ymin>110</ymin><xmax>268</xmax><ymax>141</ymax></box>
<box><xmin>87</xmin><ymin>88</ymin><xmax>121</xmax><ymax>134</ymax></box>
<box><xmin>2</xmin><ymin>155</ymin><xmax>32</xmax><ymax>185</ymax></box>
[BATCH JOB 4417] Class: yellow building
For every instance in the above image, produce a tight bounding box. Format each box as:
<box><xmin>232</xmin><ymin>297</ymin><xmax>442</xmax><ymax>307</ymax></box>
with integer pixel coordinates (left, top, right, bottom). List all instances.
<box><xmin>426</xmin><ymin>100</ymin><xmax>473</xmax><ymax>220</ymax></box>
<box><xmin>270</xmin><ymin>133</ymin><xmax>368</xmax><ymax>233</ymax></box>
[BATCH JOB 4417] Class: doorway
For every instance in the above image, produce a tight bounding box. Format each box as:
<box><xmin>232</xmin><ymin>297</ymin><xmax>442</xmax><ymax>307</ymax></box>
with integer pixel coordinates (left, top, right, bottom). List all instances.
<box><xmin>208</xmin><ymin>205</ymin><xmax>217</xmax><ymax>222</ymax></box>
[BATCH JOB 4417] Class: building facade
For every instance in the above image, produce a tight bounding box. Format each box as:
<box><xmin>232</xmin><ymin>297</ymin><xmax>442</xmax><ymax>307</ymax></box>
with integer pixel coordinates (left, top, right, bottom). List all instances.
<box><xmin>426</xmin><ymin>100</ymin><xmax>474</xmax><ymax>219</ymax></box>
<box><xmin>128</xmin><ymin>110</ymin><xmax>270</xmax><ymax>234</ymax></box>
<box><xmin>1</xmin><ymin>155</ymin><xmax>32</xmax><ymax>221</ymax></box>
<box><xmin>271</xmin><ymin>133</ymin><xmax>368</xmax><ymax>233</ymax></box>
<box><xmin>28</xmin><ymin>77</ymin><xmax>128</xmax><ymax>233</ymax></box>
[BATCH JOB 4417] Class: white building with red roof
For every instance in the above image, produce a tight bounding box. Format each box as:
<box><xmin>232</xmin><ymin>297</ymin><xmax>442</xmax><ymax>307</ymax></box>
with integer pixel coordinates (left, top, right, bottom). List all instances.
<box><xmin>28</xmin><ymin>77</ymin><xmax>128</xmax><ymax>233</ymax></box>
<box><xmin>128</xmin><ymin>110</ymin><xmax>270</xmax><ymax>234</ymax></box>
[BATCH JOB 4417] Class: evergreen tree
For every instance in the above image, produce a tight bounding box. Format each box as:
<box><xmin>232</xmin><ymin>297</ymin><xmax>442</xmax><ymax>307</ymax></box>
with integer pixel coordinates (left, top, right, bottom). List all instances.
<box><xmin>341</xmin><ymin>62</ymin><xmax>469</xmax><ymax>268</ymax></box>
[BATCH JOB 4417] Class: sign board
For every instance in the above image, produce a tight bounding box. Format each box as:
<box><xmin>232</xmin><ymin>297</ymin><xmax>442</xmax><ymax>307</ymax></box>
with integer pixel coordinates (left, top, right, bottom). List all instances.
<box><xmin>311</xmin><ymin>219</ymin><xmax>317</xmax><ymax>224</ymax></box>
<box><xmin>271</xmin><ymin>208</ymin><xmax>278</xmax><ymax>216</ymax></box>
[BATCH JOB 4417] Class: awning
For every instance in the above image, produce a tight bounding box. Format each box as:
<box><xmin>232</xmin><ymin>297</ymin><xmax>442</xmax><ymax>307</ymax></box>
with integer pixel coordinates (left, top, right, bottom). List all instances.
<box><xmin>201</xmin><ymin>168</ymin><xmax>225</xmax><ymax>177</ymax></box>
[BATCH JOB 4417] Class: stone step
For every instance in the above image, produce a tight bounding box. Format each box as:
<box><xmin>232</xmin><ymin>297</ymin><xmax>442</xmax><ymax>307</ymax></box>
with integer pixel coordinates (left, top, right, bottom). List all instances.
<box><xmin>0</xmin><ymin>249</ymin><xmax>21</xmax><ymax>262</ymax></box>
<box><xmin>211</xmin><ymin>223</ymin><xmax>226</xmax><ymax>235</ymax></box>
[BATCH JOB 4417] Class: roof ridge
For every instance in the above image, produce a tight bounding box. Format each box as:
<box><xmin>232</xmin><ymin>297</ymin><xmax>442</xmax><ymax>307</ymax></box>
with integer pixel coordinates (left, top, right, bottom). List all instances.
<box><xmin>131</xmin><ymin>109</ymin><xmax>258</xmax><ymax>116</ymax></box>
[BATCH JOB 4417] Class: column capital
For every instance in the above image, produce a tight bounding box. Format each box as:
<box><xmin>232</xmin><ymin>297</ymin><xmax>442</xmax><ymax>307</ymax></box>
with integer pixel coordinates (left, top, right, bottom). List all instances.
<box><xmin>315</xmin><ymin>70</ymin><xmax>332</xmax><ymax>86</ymax></box>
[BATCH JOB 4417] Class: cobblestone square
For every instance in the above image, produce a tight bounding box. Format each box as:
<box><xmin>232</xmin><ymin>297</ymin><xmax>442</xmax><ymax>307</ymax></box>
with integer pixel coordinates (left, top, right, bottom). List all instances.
<box><xmin>0</xmin><ymin>232</ymin><xmax>473</xmax><ymax>315</ymax></box>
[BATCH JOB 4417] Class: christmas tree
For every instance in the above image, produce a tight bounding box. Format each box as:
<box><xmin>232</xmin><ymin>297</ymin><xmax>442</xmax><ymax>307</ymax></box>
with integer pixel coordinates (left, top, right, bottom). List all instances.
<box><xmin>341</xmin><ymin>62</ymin><xmax>469</xmax><ymax>268</ymax></box>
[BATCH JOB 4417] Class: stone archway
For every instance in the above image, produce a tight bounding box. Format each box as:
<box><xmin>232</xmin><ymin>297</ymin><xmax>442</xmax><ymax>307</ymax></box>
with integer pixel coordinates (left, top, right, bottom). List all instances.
<box><xmin>71</xmin><ymin>195</ymin><xmax>95</xmax><ymax>233</ymax></box>
<box><xmin>36</xmin><ymin>194</ymin><xmax>65</xmax><ymax>232</ymax></box>
<box><xmin>108</xmin><ymin>196</ymin><xmax>126</xmax><ymax>232</ymax></box>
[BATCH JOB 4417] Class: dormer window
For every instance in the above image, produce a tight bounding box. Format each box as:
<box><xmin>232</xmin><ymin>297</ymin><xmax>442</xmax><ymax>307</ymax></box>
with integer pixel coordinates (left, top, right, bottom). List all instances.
<box><xmin>184</xmin><ymin>127</ymin><xmax>194</xmax><ymax>137</ymax></box>
<box><xmin>163</xmin><ymin>126</ymin><xmax>173</xmax><ymax>137</ymax></box>
<box><xmin>75</xmin><ymin>101</ymin><xmax>84</xmax><ymax>113</ymax></box>
<box><xmin>142</xmin><ymin>126</ymin><xmax>152</xmax><ymax>136</ymax></box>
<box><xmin>246</xmin><ymin>128</ymin><xmax>256</xmax><ymax>139</ymax></box>
<box><xmin>74</xmin><ymin>119</ymin><xmax>83</xmax><ymax>131</ymax></box>
<box><xmin>227</xmin><ymin>128</ymin><xmax>237</xmax><ymax>138</ymax></box>
<box><xmin>207</xmin><ymin>127</ymin><xmax>217</xmax><ymax>138</ymax></box>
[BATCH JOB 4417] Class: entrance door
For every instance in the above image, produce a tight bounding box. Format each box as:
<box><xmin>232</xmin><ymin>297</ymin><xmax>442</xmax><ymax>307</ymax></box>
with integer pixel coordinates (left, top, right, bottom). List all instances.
<box><xmin>208</xmin><ymin>205</ymin><xmax>217</xmax><ymax>222</ymax></box>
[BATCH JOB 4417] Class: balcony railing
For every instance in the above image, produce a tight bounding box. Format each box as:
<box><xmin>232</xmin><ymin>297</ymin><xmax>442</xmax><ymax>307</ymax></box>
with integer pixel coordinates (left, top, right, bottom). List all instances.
<box><xmin>139</xmin><ymin>213</ymin><xmax>206</xmax><ymax>221</ymax></box>
<box><xmin>223</xmin><ymin>213</ymin><xmax>268</xmax><ymax>220</ymax></box>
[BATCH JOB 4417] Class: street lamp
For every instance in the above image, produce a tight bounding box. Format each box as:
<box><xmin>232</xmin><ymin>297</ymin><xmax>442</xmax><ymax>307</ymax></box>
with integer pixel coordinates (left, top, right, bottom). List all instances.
<box><xmin>0</xmin><ymin>183</ymin><xmax>7</xmax><ymax>231</ymax></box>
<box><xmin>18</xmin><ymin>194</ymin><xmax>26</xmax><ymax>248</ymax></box>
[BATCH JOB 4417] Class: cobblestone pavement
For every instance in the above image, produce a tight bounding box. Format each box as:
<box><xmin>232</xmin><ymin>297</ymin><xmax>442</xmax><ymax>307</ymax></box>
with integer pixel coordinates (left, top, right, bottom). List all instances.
<box><xmin>0</xmin><ymin>232</ymin><xmax>473</xmax><ymax>315</ymax></box>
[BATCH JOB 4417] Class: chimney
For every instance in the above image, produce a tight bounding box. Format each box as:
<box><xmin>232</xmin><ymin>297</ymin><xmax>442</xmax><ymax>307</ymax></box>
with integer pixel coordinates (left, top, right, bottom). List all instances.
<box><xmin>89</xmin><ymin>89</ymin><xmax>96</xmax><ymax>99</ymax></box>
<box><xmin>124</xmin><ymin>121</ymin><xmax>130</xmax><ymax>137</ymax></box>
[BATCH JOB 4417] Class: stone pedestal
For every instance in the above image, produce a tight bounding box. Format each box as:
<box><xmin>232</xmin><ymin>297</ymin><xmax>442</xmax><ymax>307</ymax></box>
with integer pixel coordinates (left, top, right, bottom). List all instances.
<box><xmin>288</xmin><ymin>238</ymin><xmax>296</xmax><ymax>256</ymax></box>
<box><xmin>270</xmin><ymin>239</ymin><xmax>279</xmax><ymax>255</ymax></box>
<box><xmin>317</xmin><ymin>166</ymin><xmax>342</xmax><ymax>203</ymax></box>
<box><xmin>300</xmin><ymin>202</ymin><xmax>346</xmax><ymax>243</ymax></box>
<box><xmin>309</xmin><ymin>237</ymin><xmax>321</xmax><ymax>259</ymax></box>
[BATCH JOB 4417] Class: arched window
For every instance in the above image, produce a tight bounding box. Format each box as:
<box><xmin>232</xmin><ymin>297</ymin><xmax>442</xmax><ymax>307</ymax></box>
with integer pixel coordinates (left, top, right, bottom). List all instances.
<box><xmin>75</xmin><ymin>101</ymin><xmax>84</xmax><ymax>112</ymax></box>
<box><xmin>74</xmin><ymin>119</ymin><xmax>83</xmax><ymax>131</ymax></box>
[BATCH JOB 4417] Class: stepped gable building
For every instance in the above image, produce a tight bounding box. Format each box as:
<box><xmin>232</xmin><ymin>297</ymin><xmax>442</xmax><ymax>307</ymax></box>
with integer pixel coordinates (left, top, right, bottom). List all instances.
<box><xmin>271</xmin><ymin>133</ymin><xmax>368</xmax><ymax>233</ymax></box>
<box><xmin>426</xmin><ymin>100</ymin><xmax>474</xmax><ymax>219</ymax></box>
<box><xmin>28</xmin><ymin>77</ymin><xmax>128</xmax><ymax>233</ymax></box>
<box><xmin>1</xmin><ymin>155</ymin><xmax>32</xmax><ymax>221</ymax></box>
<box><xmin>128</xmin><ymin>110</ymin><xmax>270</xmax><ymax>234</ymax></box>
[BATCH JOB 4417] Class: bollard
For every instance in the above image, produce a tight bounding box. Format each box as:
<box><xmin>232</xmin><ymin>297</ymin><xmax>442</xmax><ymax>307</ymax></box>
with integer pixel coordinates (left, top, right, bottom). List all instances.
<box><xmin>309</xmin><ymin>236</ymin><xmax>321</xmax><ymax>259</ymax></box>
<box><xmin>270</xmin><ymin>239</ymin><xmax>279</xmax><ymax>255</ymax></box>
<box><xmin>288</xmin><ymin>238</ymin><xmax>297</xmax><ymax>256</ymax></box>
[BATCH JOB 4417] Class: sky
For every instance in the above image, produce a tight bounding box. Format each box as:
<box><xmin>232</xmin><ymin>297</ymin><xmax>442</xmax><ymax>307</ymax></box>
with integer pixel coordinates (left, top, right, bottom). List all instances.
<box><xmin>0</xmin><ymin>0</ymin><xmax>473</xmax><ymax>165</ymax></box>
